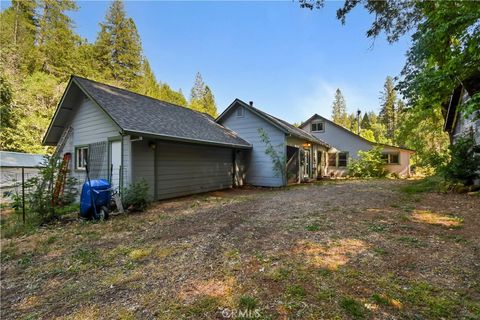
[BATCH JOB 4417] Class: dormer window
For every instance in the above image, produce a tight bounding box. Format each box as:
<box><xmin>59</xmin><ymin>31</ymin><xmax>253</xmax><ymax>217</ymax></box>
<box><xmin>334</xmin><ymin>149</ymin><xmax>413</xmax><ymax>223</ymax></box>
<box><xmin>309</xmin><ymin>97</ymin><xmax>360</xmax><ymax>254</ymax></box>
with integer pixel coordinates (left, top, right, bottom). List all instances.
<box><xmin>311</xmin><ymin>121</ymin><xmax>324</xmax><ymax>132</ymax></box>
<box><xmin>236</xmin><ymin>107</ymin><xmax>245</xmax><ymax>117</ymax></box>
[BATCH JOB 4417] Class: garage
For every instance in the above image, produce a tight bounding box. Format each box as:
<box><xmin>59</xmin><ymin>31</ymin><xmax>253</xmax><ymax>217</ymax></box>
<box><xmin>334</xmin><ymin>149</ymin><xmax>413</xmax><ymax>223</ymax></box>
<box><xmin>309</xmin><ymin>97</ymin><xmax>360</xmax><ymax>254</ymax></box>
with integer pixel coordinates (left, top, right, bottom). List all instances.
<box><xmin>132</xmin><ymin>140</ymin><xmax>243</xmax><ymax>200</ymax></box>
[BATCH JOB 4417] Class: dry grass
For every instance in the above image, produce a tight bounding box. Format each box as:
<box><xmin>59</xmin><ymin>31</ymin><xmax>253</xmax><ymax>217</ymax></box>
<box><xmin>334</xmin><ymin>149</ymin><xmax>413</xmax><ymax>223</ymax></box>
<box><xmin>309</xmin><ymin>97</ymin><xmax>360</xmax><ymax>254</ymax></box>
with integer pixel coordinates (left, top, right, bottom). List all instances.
<box><xmin>1</xmin><ymin>180</ymin><xmax>479</xmax><ymax>319</ymax></box>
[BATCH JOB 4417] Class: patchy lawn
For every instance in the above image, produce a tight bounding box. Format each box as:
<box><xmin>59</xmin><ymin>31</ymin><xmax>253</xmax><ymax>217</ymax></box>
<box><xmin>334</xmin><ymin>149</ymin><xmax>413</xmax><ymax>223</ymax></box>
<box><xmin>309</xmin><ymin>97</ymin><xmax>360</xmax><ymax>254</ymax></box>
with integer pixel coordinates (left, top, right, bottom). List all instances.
<box><xmin>1</xmin><ymin>180</ymin><xmax>479</xmax><ymax>319</ymax></box>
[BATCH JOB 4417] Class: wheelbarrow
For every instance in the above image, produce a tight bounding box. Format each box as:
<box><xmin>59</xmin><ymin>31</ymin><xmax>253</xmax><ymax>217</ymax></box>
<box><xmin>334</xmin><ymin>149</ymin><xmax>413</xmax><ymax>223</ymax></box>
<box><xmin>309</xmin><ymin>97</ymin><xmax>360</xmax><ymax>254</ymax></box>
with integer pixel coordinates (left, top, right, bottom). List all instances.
<box><xmin>80</xmin><ymin>179</ymin><xmax>112</xmax><ymax>220</ymax></box>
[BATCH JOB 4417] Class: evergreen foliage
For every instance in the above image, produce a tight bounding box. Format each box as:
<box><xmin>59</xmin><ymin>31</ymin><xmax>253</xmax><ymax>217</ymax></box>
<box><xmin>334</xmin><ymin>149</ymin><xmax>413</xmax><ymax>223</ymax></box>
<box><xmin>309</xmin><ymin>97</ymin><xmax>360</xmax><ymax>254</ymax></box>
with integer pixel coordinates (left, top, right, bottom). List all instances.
<box><xmin>441</xmin><ymin>135</ymin><xmax>480</xmax><ymax>186</ymax></box>
<box><xmin>360</xmin><ymin>113</ymin><xmax>371</xmax><ymax>130</ymax></box>
<box><xmin>379</xmin><ymin>76</ymin><xmax>398</xmax><ymax>143</ymax></box>
<box><xmin>0</xmin><ymin>0</ymin><xmax>217</xmax><ymax>153</ymax></box>
<box><xmin>95</xmin><ymin>0</ymin><xmax>142</xmax><ymax>88</ymax></box>
<box><xmin>331</xmin><ymin>89</ymin><xmax>348</xmax><ymax>128</ymax></box>
<box><xmin>189</xmin><ymin>72</ymin><xmax>218</xmax><ymax>117</ymax></box>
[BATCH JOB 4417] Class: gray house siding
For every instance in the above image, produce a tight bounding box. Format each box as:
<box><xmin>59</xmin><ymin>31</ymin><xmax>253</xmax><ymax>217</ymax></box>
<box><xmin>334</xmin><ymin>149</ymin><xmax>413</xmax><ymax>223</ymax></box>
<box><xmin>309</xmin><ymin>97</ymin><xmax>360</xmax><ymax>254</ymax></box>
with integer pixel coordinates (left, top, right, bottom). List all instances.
<box><xmin>302</xmin><ymin>119</ymin><xmax>373</xmax><ymax>159</ymax></box>
<box><xmin>452</xmin><ymin>110</ymin><xmax>480</xmax><ymax>145</ymax></box>
<box><xmin>132</xmin><ymin>140</ymin><xmax>234</xmax><ymax>200</ymax></box>
<box><xmin>131</xmin><ymin>139</ymin><xmax>155</xmax><ymax>199</ymax></box>
<box><xmin>220</xmin><ymin>107</ymin><xmax>285</xmax><ymax>187</ymax></box>
<box><xmin>57</xmin><ymin>96</ymin><xmax>124</xmax><ymax>191</ymax></box>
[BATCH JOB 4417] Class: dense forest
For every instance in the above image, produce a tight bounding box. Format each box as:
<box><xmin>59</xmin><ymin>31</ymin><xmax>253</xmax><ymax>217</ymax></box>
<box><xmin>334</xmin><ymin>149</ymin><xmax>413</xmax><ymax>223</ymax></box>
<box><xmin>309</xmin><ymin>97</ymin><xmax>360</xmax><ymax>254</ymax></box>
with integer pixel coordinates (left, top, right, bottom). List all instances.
<box><xmin>0</xmin><ymin>0</ymin><xmax>218</xmax><ymax>154</ymax></box>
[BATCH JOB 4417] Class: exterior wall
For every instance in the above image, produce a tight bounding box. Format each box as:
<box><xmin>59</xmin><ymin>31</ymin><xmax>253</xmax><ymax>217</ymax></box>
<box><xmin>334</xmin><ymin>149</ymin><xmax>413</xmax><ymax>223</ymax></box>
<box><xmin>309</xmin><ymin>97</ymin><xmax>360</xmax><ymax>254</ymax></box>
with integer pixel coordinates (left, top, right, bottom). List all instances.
<box><xmin>382</xmin><ymin>147</ymin><xmax>412</xmax><ymax>177</ymax></box>
<box><xmin>131</xmin><ymin>139</ymin><xmax>155</xmax><ymax>199</ymax></box>
<box><xmin>220</xmin><ymin>107</ymin><xmax>286</xmax><ymax>187</ymax></box>
<box><xmin>302</xmin><ymin>119</ymin><xmax>373</xmax><ymax>159</ymax></box>
<box><xmin>132</xmin><ymin>140</ymin><xmax>234</xmax><ymax>200</ymax></box>
<box><xmin>452</xmin><ymin>109</ymin><xmax>480</xmax><ymax>146</ymax></box>
<box><xmin>56</xmin><ymin>96</ymin><xmax>124</xmax><ymax>195</ymax></box>
<box><xmin>302</xmin><ymin>117</ymin><xmax>412</xmax><ymax>177</ymax></box>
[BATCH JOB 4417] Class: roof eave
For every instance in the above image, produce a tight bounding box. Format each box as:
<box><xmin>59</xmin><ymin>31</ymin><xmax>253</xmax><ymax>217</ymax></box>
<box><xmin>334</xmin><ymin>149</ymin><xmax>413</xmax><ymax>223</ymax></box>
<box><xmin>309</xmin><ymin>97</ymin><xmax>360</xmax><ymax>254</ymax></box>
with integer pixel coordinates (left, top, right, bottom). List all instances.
<box><xmin>123</xmin><ymin>130</ymin><xmax>252</xmax><ymax>149</ymax></box>
<box><xmin>42</xmin><ymin>76</ymin><xmax>74</xmax><ymax>145</ymax></box>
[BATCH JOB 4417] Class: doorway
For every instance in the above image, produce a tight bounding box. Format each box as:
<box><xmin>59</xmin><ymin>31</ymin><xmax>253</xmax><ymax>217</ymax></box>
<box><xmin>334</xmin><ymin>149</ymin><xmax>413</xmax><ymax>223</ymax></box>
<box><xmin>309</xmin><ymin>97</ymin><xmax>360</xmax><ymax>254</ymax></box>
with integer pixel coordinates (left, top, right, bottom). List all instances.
<box><xmin>110</xmin><ymin>140</ymin><xmax>121</xmax><ymax>189</ymax></box>
<box><xmin>303</xmin><ymin>149</ymin><xmax>311</xmax><ymax>178</ymax></box>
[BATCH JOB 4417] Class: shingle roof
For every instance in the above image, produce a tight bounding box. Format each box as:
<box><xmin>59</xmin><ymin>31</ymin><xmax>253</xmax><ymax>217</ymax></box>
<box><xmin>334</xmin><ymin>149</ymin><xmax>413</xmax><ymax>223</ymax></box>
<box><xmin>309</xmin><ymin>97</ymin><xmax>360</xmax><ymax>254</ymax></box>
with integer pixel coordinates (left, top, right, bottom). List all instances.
<box><xmin>69</xmin><ymin>76</ymin><xmax>251</xmax><ymax>148</ymax></box>
<box><xmin>217</xmin><ymin>99</ymin><xmax>330</xmax><ymax>148</ymax></box>
<box><xmin>0</xmin><ymin>151</ymin><xmax>45</xmax><ymax>168</ymax></box>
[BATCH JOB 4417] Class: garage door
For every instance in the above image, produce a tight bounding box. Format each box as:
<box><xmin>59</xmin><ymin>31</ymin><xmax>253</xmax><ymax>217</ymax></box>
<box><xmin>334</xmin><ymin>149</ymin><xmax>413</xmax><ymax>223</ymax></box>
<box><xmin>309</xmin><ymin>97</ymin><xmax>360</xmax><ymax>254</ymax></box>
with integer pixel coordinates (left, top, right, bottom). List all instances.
<box><xmin>155</xmin><ymin>141</ymin><xmax>233</xmax><ymax>200</ymax></box>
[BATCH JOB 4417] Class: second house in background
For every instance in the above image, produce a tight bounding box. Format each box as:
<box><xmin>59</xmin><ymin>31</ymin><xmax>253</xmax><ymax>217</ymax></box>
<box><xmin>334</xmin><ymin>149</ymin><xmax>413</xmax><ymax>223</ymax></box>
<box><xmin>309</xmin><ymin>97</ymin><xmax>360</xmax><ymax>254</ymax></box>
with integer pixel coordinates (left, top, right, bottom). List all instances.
<box><xmin>217</xmin><ymin>100</ymin><xmax>330</xmax><ymax>187</ymax></box>
<box><xmin>300</xmin><ymin>114</ymin><xmax>415</xmax><ymax>177</ymax></box>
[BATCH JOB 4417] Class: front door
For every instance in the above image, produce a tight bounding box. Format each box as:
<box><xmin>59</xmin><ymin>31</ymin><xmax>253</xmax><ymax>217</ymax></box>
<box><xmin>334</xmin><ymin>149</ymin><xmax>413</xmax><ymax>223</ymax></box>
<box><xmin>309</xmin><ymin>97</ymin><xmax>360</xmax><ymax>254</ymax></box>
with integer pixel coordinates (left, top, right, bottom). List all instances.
<box><xmin>303</xmin><ymin>149</ymin><xmax>311</xmax><ymax>178</ymax></box>
<box><xmin>110</xmin><ymin>140</ymin><xmax>122</xmax><ymax>189</ymax></box>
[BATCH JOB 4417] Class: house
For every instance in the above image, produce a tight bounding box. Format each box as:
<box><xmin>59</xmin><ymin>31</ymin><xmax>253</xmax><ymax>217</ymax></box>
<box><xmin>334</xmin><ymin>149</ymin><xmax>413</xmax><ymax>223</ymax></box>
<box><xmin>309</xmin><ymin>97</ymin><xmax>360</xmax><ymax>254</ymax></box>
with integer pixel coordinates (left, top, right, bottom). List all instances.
<box><xmin>300</xmin><ymin>114</ymin><xmax>415</xmax><ymax>177</ymax></box>
<box><xmin>44</xmin><ymin>76</ymin><xmax>326</xmax><ymax>202</ymax></box>
<box><xmin>443</xmin><ymin>76</ymin><xmax>480</xmax><ymax>185</ymax></box>
<box><xmin>43</xmin><ymin>76</ymin><xmax>251</xmax><ymax>201</ymax></box>
<box><xmin>217</xmin><ymin>99</ymin><xmax>330</xmax><ymax>187</ymax></box>
<box><xmin>443</xmin><ymin>78</ymin><xmax>480</xmax><ymax>148</ymax></box>
<box><xmin>0</xmin><ymin>151</ymin><xmax>45</xmax><ymax>202</ymax></box>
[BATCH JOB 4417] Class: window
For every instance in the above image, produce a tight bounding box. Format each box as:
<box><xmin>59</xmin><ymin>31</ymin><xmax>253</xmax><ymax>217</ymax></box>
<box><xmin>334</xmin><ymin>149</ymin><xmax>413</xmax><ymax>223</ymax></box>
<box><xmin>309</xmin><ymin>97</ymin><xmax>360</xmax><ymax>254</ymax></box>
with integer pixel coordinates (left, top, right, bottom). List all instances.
<box><xmin>338</xmin><ymin>152</ymin><xmax>348</xmax><ymax>167</ymax></box>
<box><xmin>381</xmin><ymin>153</ymin><xmax>389</xmax><ymax>164</ymax></box>
<box><xmin>236</xmin><ymin>107</ymin><xmax>244</xmax><ymax>117</ymax></box>
<box><xmin>389</xmin><ymin>153</ymin><xmax>400</xmax><ymax>164</ymax></box>
<box><xmin>75</xmin><ymin>146</ymin><xmax>88</xmax><ymax>170</ymax></box>
<box><xmin>382</xmin><ymin>152</ymin><xmax>400</xmax><ymax>164</ymax></box>
<box><xmin>328</xmin><ymin>153</ymin><xmax>337</xmax><ymax>167</ymax></box>
<box><xmin>311</xmin><ymin>121</ymin><xmax>324</xmax><ymax>132</ymax></box>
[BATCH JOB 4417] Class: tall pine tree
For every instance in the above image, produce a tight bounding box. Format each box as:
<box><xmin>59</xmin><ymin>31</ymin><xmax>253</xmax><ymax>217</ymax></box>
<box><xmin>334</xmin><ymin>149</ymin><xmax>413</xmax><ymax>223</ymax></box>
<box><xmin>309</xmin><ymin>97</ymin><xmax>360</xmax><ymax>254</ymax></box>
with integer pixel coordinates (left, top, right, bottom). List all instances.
<box><xmin>95</xmin><ymin>0</ymin><xmax>142</xmax><ymax>89</ymax></box>
<box><xmin>37</xmin><ymin>0</ymin><xmax>79</xmax><ymax>78</ymax></box>
<box><xmin>0</xmin><ymin>0</ymin><xmax>37</xmax><ymax>78</ymax></box>
<box><xmin>361</xmin><ymin>113</ymin><xmax>371</xmax><ymax>130</ymax></box>
<box><xmin>331</xmin><ymin>88</ymin><xmax>349</xmax><ymax>128</ymax></box>
<box><xmin>379</xmin><ymin>76</ymin><xmax>398</xmax><ymax>143</ymax></box>
<box><xmin>189</xmin><ymin>72</ymin><xmax>218</xmax><ymax>117</ymax></box>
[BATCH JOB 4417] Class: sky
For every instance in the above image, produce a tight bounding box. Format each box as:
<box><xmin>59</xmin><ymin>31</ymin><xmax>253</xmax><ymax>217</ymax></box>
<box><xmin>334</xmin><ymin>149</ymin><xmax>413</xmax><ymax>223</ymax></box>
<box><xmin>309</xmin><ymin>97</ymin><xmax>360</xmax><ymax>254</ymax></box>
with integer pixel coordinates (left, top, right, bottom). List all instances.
<box><xmin>5</xmin><ymin>1</ymin><xmax>412</xmax><ymax>123</ymax></box>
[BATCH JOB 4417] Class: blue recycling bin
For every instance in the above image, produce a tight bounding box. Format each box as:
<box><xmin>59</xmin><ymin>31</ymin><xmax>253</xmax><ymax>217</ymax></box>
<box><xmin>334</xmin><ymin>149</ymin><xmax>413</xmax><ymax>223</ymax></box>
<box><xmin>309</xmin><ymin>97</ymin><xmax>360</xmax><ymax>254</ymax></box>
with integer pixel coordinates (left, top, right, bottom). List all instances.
<box><xmin>80</xmin><ymin>179</ymin><xmax>112</xmax><ymax>219</ymax></box>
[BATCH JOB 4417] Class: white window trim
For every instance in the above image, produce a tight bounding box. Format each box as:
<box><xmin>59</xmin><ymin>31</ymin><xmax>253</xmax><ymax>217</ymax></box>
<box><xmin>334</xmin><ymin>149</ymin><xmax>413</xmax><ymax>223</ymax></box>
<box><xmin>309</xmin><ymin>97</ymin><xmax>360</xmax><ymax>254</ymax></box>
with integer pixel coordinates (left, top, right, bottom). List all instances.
<box><xmin>311</xmin><ymin>121</ymin><xmax>325</xmax><ymax>132</ymax></box>
<box><xmin>382</xmin><ymin>152</ymin><xmax>400</xmax><ymax>165</ymax></box>
<box><xmin>75</xmin><ymin>146</ymin><xmax>89</xmax><ymax>170</ymax></box>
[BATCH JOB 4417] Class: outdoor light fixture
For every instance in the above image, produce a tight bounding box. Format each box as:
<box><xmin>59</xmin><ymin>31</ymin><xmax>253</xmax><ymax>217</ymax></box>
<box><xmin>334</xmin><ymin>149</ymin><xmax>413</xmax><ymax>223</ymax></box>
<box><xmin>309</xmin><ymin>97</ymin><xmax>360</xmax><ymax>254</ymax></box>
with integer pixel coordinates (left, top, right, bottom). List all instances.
<box><xmin>148</xmin><ymin>141</ymin><xmax>156</xmax><ymax>150</ymax></box>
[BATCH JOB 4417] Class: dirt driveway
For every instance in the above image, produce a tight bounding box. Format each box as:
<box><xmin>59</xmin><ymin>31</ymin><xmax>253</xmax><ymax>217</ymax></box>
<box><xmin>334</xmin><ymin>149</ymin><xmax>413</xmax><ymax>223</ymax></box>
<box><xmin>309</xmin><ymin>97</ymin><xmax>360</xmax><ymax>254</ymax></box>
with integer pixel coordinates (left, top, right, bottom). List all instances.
<box><xmin>1</xmin><ymin>180</ymin><xmax>479</xmax><ymax>319</ymax></box>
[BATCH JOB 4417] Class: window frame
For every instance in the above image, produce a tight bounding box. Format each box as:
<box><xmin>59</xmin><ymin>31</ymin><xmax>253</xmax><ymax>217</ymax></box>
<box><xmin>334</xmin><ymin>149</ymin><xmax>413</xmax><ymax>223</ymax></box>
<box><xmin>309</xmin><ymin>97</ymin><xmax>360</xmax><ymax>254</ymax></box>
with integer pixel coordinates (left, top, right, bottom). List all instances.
<box><xmin>388</xmin><ymin>152</ymin><xmax>400</xmax><ymax>164</ymax></box>
<box><xmin>382</xmin><ymin>152</ymin><xmax>400</xmax><ymax>165</ymax></box>
<box><xmin>236</xmin><ymin>107</ymin><xmax>245</xmax><ymax>118</ymax></box>
<box><xmin>75</xmin><ymin>145</ymin><xmax>89</xmax><ymax>171</ymax></box>
<box><xmin>311</xmin><ymin>121</ymin><xmax>324</xmax><ymax>132</ymax></box>
<box><xmin>337</xmin><ymin>152</ymin><xmax>349</xmax><ymax>167</ymax></box>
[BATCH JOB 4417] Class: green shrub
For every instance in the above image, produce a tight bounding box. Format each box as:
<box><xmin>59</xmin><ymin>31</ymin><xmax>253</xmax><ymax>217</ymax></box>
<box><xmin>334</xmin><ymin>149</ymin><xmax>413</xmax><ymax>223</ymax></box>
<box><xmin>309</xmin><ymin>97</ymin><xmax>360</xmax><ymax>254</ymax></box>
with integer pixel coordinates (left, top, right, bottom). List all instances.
<box><xmin>121</xmin><ymin>179</ymin><xmax>150</xmax><ymax>211</ymax></box>
<box><xmin>441</xmin><ymin>134</ymin><xmax>480</xmax><ymax>186</ymax></box>
<box><xmin>23</xmin><ymin>155</ymin><xmax>77</xmax><ymax>223</ymax></box>
<box><xmin>348</xmin><ymin>146</ymin><xmax>387</xmax><ymax>178</ymax></box>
